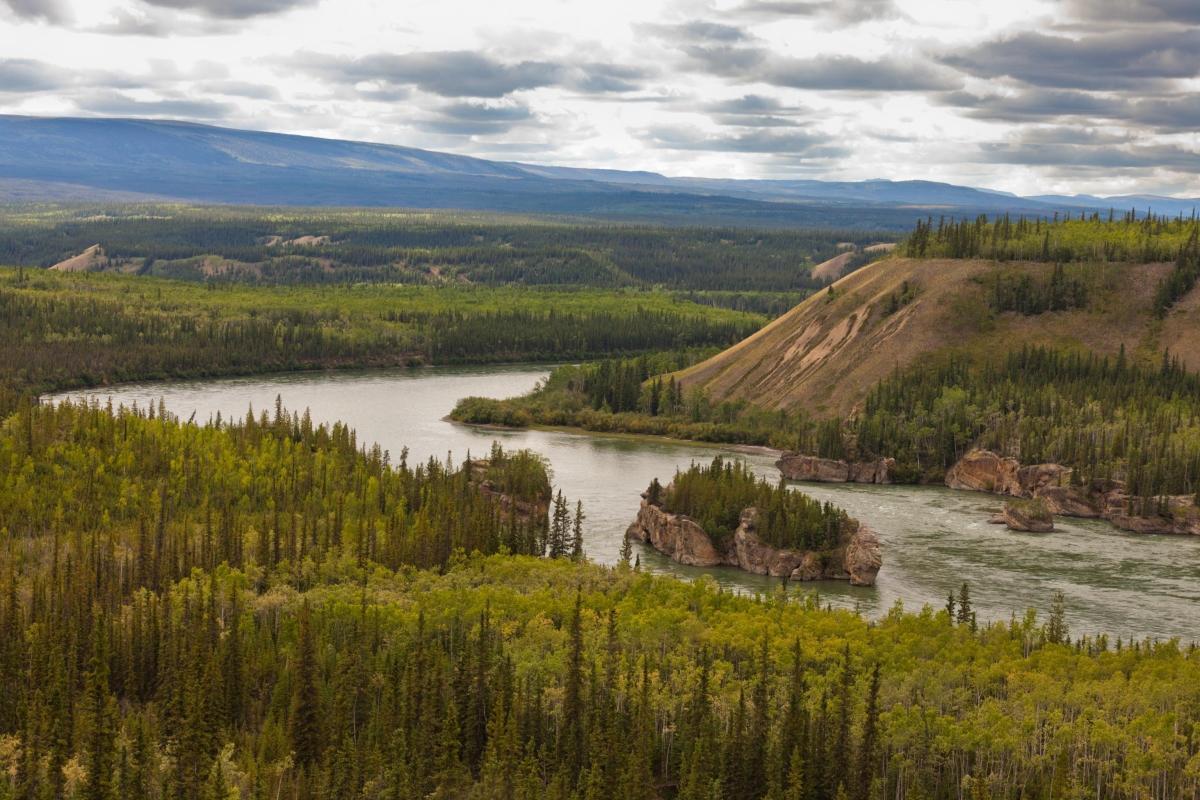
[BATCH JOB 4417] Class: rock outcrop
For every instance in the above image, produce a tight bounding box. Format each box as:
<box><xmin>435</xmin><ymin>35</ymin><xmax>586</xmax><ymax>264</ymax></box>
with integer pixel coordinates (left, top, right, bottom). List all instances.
<box><xmin>775</xmin><ymin>453</ymin><xmax>895</xmax><ymax>484</ymax></box>
<box><xmin>948</xmin><ymin>448</ymin><xmax>1200</xmax><ymax>536</ymax></box>
<box><xmin>466</xmin><ymin>459</ymin><xmax>551</xmax><ymax>527</ymax></box>
<box><xmin>626</xmin><ymin>492</ymin><xmax>882</xmax><ymax>585</ymax></box>
<box><xmin>625</xmin><ymin>501</ymin><xmax>731</xmax><ymax>567</ymax></box>
<box><xmin>1001</xmin><ymin>500</ymin><xmax>1054</xmax><ymax>532</ymax></box>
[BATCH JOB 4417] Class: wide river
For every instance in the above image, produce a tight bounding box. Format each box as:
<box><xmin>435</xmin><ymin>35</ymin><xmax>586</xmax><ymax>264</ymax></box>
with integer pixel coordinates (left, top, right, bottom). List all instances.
<box><xmin>53</xmin><ymin>365</ymin><xmax>1200</xmax><ymax>642</ymax></box>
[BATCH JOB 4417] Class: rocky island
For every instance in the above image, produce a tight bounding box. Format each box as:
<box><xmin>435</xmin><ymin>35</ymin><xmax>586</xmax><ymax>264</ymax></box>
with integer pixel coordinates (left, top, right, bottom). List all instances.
<box><xmin>775</xmin><ymin>446</ymin><xmax>1200</xmax><ymax>536</ymax></box>
<box><xmin>626</xmin><ymin>457</ymin><xmax>882</xmax><ymax>586</ymax></box>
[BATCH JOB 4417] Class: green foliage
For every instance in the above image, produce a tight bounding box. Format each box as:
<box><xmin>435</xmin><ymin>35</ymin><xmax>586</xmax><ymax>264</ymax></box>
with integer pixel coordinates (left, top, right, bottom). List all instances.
<box><xmin>0</xmin><ymin>267</ymin><xmax>763</xmax><ymax>417</ymax></box>
<box><xmin>0</xmin><ymin>399</ymin><xmax>553</xmax><ymax>574</ymax></box>
<box><xmin>984</xmin><ymin>263</ymin><xmax>1089</xmax><ymax>315</ymax></box>
<box><xmin>657</xmin><ymin>456</ymin><xmax>852</xmax><ymax>551</ymax></box>
<box><xmin>852</xmin><ymin>345</ymin><xmax>1200</xmax><ymax>501</ymax></box>
<box><xmin>0</xmin><ymin>204</ymin><xmax>890</xmax><ymax>292</ymax></box>
<box><xmin>900</xmin><ymin>211</ymin><xmax>1199</xmax><ymax>264</ymax></box>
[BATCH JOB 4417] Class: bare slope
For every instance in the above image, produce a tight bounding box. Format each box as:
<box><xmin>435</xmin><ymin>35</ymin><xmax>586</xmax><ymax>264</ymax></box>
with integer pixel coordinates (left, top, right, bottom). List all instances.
<box><xmin>49</xmin><ymin>244</ymin><xmax>107</xmax><ymax>272</ymax></box>
<box><xmin>677</xmin><ymin>257</ymin><xmax>1182</xmax><ymax>417</ymax></box>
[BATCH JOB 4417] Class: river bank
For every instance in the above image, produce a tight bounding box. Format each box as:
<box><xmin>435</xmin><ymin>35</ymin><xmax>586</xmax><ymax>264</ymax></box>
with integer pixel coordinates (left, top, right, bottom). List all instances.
<box><xmin>48</xmin><ymin>363</ymin><xmax>1200</xmax><ymax>640</ymax></box>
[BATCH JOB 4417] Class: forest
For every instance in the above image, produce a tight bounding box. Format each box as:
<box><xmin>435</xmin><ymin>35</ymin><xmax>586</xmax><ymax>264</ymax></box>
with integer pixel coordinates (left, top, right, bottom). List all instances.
<box><xmin>0</xmin><ymin>401</ymin><xmax>1197</xmax><ymax>800</ymax></box>
<box><xmin>0</xmin><ymin>205</ymin><xmax>890</xmax><ymax>294</ymax></box>
<box><xmin>653</xmin><ymin>457</ymin><xmax>852</xmax><ymax>551</ymax></box>
<box><xmin>0</xmin><ymin>267</ymin><xmax>763</xmax><ymax>419</ymax></box>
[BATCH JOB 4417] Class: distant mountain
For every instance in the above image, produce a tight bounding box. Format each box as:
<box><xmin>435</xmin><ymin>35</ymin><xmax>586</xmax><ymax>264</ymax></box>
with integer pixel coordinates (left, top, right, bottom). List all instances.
<box><xmin>1029</xmin><ymin>194</ymin><xmax>1200</xmax><ymax>217</ymax></box>
<box><xmin>2</xmin><ymin>115</ymin><xmax>1188</xmax><ymax>228</ymax></box>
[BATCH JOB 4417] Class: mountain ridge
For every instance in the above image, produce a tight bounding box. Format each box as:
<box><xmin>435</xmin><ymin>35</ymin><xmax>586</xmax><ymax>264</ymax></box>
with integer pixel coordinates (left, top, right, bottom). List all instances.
<box><xmin>3</xmin><ymin>115</ymin><xmax>1195</xmax><ymax>226</ymax></box>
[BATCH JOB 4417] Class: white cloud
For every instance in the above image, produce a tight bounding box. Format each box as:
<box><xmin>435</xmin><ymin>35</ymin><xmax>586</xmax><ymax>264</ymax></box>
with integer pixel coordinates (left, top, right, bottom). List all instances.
<box><xmin>0</xmin><ymin>0</ymin><xmax>1196</xmax><ymax>196</ymax></box>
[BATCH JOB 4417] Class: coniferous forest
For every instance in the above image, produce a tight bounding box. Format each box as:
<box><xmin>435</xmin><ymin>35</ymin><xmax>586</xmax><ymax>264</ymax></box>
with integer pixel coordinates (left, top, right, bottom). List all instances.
<box><xmin>0</xmin><ymin>401</ymin><xmax>1198</xmax><ymax>800</ymax></box>
<box><xmin>1</xmin><ymin>209</ymin><xmax>1199</xmax><ymax>799</ymax></box>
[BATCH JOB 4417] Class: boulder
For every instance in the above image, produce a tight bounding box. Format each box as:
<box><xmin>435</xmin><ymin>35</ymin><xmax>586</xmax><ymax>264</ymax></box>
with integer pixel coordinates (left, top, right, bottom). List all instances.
<box><xmin>775</xmin><ymin>454</ymin><xmax>850</xmax><ymax>482</ymax></box>
<box><xmin>790</xmin><ymin>552</ymin><xmax>824</xmax><ymax>582</ymax></box>
<box><xmin>775</xmin><ymin>453</ymin><xmax>895</xmax><ymax>484</ymax></box>
<box><xmin>944</xmin><ymin>449</ymin><xmax>1022</xmax><ymax>495</ymax></box>
<box><xmin>1002</xmin><ymin>501</ymin><xmax>1054</xmax><ymax>533</ymax></box>
<box><xmin>843</xmin><ymin>525</ymin><xmax>883</xmax><ymax>586</ymax></box>
<box><xmin>1035</xmin><ymin>486</ymin><xmax>1099</xmax><ymax>517</ymax></box>
<box><xmin>1017</xmin><ymin>463</ymin><xmax>1072</xmax><ymax>495</ymax></box>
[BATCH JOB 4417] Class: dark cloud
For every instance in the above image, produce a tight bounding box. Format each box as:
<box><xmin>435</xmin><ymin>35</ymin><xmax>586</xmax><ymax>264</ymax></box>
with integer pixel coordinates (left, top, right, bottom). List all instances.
<box><xmin>1064</xmin><ymin>0</ymin><xmax>1200</xmax><ymax>25</ymax></box>
<box><xmin>940</xmin><ymin>89</ymin><xmax>1128</xmax><ymax>122</ymax></box>
<box><xmin>643</xmin><ymin>125</ymin><xmax>847</xmax><ymax>157</ymax></box>
<box><xmin>704</xmin><ymin>94</ymin><xmax>786</xmax><ymax>114</ymax></box>
<box><xmin>648</xmin><ymin>21</ymin><xmax>957</xmax><ymax>92</ymax></box>
<box><xmin>737</xmin><ymin>0</ymin><xmax>900</xmax><ymax>24</ymax></box>
<box><xmin>0</xmin><ymin>58</ymin><xmax>66</xmax><ymax>92</ymax></box>
<box><xmin>647</xmin><ymin>20</ymin><xmax>751</xmax><ymax>42</ymax></box>
<box><xmin>414</xmin><ymin>102</ymin><xmax>537</xmax><ymax>136</ymax></box>
<box><xmin>198</xmin><ymin>80</ymin><xmax>281</xmax><ymax>100</ymax></box>
<box><xmin>0</xmin><ymin>0</ymin><xmax>67</xmax><ymax>23</ymax></box>
<box><xmin>140</xmin><ymin>0</ymin><xmax>318</xmax><ymax>19</ymax></box>
<box><xmin>298</xmin><ymin>51</ymin><xmax>561</xmax><ymax>98</ymax></box>
<box><xmin>941</xmin><ymin>29</ymin><xmax>1200</xmax><ymax>90</ymax></box>
<box><xmin>294</xmin><ymin>50</ymin><xmax>646</xmax><ymax>98</ymax></box>
<box><xmin>569</xmin><ymin>62</ymin><xmax>650</xmax><ymax>93</ymax></box>
<box><xmin>75</xmin><ymin>91</ymin><xmax>235</xmax><ymax>119</ymax></box>
<box><xmin>977</xmin><ymin>140</ymin><xmax>1200</xmax><ymax>173</ymax></box>
<box><xmin>764</xmin><ymin>55</ymin><xmax>958</xmax><ymax>91</ymax></box>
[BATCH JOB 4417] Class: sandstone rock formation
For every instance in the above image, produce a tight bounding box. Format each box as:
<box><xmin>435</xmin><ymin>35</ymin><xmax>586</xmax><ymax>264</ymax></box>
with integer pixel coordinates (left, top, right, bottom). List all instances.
<box><xmin>947</xmin><ymin>448</ymin><xmax>1200</xmax><ymax>536</ymax></box>
<box><xmin>625</xmin><ymin>501</ymin><xmax>731</xmax><ymax>567</ymax></box>
<box><xmin>775</xmin><ymin>453</ymin><xmax>895</xmax><ymax>484</ymax></box>
<box><xmin>466</xmin><ymin>458</ymin><xmax>551</xmax><ymax>527</ymax></box>
<box><xmin>1001</xmin><ymin>500</ymin><xmax>1054</xmax><ymax>533</ymax></box>
<box><xmin>626</xmin><ymin>491</ymin><xmax>883</xmax><ymax>585</ymax></box>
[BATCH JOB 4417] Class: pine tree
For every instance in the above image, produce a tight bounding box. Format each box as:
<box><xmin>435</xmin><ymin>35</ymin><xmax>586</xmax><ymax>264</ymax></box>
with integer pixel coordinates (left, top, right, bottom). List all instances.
<box><xmin>290</xmin><ymin>600</ymin><xmax>322</xmax><ymax>768</ymax></box>
<box><xmin>570</xmin><ymin>500</ymin><xmax>585</xmax><ymax>561</ymax></box>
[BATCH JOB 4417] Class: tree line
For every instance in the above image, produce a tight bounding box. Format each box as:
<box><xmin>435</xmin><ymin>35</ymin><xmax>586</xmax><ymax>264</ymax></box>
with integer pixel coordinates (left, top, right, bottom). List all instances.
<box><xmin>0</xmin><ymin>268</ymin><xmax>763</xmax><ymax>419</ymax></box>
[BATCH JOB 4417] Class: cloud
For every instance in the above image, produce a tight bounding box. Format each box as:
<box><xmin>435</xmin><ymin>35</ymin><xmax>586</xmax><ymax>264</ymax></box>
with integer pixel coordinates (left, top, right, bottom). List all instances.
<box><xmin>75</xmin><ymin>91</ymin><xmax>235</xmax><ymax>119</ymax></box>
<box><xmin>294</xmin><ymin>50</ymin><xmax>646</xmax><ymax>99</ymax></box>
<box><xmin>140</xmin><ymin>0</ymin><xmax>318</xmax><ymax>19</ymax></box>
<box><xmin>648</xmin><ymin>21</ymin><xmax>957</xmax><ymax>92</ymax></box>
<box><xmin>940</xmin><ymin>89</ymin><xmax>1128</xmax><ymax>122</ymax></box>
<box><xmin>0</xmin><ymin>0</ymin><xmax>66</xmax><ymax>23</ymax></box>
<box><xmin>977</xmin><ymin>140</ymin><xmax>1200</xmax><ymax>173</ymax></box>
<box><xmin>736</xmin><ymin>0</ymin><xmax>900</xmax><ymax>24</ymax></box>
<box><xmin>413</xmin><ymin>101</ymin><xmax>538</xmax><ymax>136</ymax></box>
<box><xmin>642</xmin><ymin>125</ymin><xmax>847</xmax><ymax>157</ymax></box>
<box><xmin>1063</xmin><ymin>0</ymin><xmax>1200</xmax><ymax>25</ymax></box>
<box><xmin>763</xmin><ymin>55</ymin><xmax>959</xmax><ymax>91</ymax></box>
<box><xmin>0</xmin><ymin>58</ymin><xmax>66</xmax><ymax>92</ymax></box>
<box><xmin>941</xmin><ymin>29</ymin><xmax>1200</xmax><ymax>90</ymax></box>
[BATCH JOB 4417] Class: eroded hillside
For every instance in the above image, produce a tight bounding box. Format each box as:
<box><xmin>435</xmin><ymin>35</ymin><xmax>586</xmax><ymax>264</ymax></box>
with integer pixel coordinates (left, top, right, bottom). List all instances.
<box><xmin>677</xmin><ymin>257</ymin><xmax>1192</xmax><ymax>416</ymax></box>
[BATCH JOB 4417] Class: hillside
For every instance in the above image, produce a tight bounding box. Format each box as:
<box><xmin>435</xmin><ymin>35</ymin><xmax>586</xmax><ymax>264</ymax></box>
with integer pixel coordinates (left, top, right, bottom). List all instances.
<box><xmin>676</xmin><ymin>256</ymin><xmax>1193</xmax><ymax>417</ymax></box>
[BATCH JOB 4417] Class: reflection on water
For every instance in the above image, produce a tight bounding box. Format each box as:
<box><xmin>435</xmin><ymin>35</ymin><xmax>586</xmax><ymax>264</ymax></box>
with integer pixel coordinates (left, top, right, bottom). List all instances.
<box><xmin>52</xmin><ymin>365</ymin><xmax>1200</xmax><ymax>642</ymax></box>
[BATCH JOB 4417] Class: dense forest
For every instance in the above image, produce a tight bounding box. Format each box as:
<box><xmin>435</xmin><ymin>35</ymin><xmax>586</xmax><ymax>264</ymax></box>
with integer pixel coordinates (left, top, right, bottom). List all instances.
<box><xmin>0</xmin><ymin>401</ymin><xmax>1197</xmax><ymax>800</ymax></box>
<box><xmin>0</xmin><ymin>267</ymin><xmax>763</xmax><ymax>418</ymax></box>
<box><xmin>654</xmin><ymin>457</ymin><xmax>852</xmax><ymax>551</ymax></box>
<box><xmin>899</xmin><ymin>211</ymin><xmax>1199</xmax><ymax>264</ymax></box>
<box><xmin>0</xmin><ymin>205</ymin><xmax>892</xmax><ymax>293</ymax></box>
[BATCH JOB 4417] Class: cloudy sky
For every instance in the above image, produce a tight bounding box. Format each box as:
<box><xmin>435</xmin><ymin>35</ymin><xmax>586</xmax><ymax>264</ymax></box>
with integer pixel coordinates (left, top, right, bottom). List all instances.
<box><xmin>1</xmin><ymin>0</ymin><xmax>1198</xmax><ymax>196</ymax></box>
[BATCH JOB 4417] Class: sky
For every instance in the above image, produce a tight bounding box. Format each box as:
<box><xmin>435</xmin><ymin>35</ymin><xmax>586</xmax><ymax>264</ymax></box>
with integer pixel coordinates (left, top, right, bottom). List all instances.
<box><xmin>1</xmin><ymin>0</ymin><xmax>1198</xmax><ymax>197</ymax></box>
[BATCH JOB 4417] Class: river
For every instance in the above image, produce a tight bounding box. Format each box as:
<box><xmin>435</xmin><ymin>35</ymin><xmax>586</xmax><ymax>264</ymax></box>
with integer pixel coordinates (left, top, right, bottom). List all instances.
<box><xmin>52</xmin><ymin>364</ymin><xmax>1200</xmax><ymax>642</ymax></box>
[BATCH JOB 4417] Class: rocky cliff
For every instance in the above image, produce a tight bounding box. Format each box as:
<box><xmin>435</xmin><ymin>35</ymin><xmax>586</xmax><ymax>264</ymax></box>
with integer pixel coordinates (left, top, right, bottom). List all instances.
<box><xmin>775</xmin><ymin>453</ymin><xmax>896</xmax><ymax>484</ymax></box>
<box><xmin>626</xmin><ymin>494</ymin><xmax>882</xmax><ymax>586</ymax></box>
<box><xmin>466</xmin><ymin>458</ymin><xmax>551</xmax><ymax>528</ymax></box>
<box><xmin>948</xmin><ymin>448</ymin><xmax>1200</xmax><ymax>535</ymax></box>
